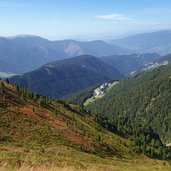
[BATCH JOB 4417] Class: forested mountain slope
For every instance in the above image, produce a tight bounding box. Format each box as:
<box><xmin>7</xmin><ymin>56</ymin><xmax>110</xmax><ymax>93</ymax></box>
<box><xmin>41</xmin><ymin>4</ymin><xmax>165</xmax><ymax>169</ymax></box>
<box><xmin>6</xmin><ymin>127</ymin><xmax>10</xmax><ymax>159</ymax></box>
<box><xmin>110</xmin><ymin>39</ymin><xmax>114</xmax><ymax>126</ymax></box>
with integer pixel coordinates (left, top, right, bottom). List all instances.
<box><xmin>85</xmin><ymin>65</ymin><xmax>171</xmax><ymax>143</ymax></box>
<box><xmin>10</xmin><ymin>55</ymin><xmax>122</xmax><ymax>98</ymax></box>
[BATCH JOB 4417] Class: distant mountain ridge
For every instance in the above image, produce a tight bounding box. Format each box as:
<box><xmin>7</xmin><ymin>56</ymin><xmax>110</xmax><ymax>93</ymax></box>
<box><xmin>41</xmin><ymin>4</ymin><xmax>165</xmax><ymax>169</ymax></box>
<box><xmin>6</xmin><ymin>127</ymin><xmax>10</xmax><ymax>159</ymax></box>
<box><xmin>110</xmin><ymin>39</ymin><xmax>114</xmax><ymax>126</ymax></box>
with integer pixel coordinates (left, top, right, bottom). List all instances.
<box><xmin>110</xmin><ymin>30</ymin><xmax>171</xmax><ymax>55</ymax></box>
<box><xmin>0</xmin><ymin>36</ymin><xmax>132</xmax><ymax>74</ymax></box>
<box><xmin>157</xmin><ymin>53</ymin><xmax>171</xmax><ymax>64</ymax></box>
<box><xmin>0</xmin><ymin>36</ymin><xmax>68</xmax><ymax>74</ymax></box>
<box><xmin>141</xmin><ymin>53</ymin><xmax>171</xmax><ymax>71</ymax></box>
<box><xmin>10</xmin><ymin>55</ymin><xmax>123</xmax><ymax>98</ymax></box>
<box><xmin>101</xmin><ymin>53</ymin><xmax>161</xmax><ymax>76</ymax></box>
<box><xmin>52</xmin><ymin>39</ymin><xmax>133</xmax><ymax>57</ymax></box>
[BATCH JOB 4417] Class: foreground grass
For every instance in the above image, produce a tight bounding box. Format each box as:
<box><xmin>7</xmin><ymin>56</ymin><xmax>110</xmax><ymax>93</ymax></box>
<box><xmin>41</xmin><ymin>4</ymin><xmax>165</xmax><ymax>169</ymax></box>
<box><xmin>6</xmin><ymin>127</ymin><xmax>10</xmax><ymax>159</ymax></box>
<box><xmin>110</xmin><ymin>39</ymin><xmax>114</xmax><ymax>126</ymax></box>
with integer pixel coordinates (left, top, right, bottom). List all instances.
<box><xmin>0</xmin><ymin>159</ymin><xmax>171</xmax><ymax>171</ymax></box>
<box><xmin>0</xmin><ymin>145</ymin><xmax>170</xmax><ymax>171</ymax></box>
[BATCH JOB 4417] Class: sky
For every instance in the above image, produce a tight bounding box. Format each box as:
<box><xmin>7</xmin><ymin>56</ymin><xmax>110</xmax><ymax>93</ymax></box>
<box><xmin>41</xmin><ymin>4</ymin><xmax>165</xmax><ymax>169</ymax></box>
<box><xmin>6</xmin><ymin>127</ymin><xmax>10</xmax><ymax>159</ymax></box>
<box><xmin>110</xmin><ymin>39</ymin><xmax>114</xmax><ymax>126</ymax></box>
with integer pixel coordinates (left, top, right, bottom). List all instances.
<box><xmin>1</xmin><ymin>0</ymin><xmax>171</xmax><ymax>40</ymax></box>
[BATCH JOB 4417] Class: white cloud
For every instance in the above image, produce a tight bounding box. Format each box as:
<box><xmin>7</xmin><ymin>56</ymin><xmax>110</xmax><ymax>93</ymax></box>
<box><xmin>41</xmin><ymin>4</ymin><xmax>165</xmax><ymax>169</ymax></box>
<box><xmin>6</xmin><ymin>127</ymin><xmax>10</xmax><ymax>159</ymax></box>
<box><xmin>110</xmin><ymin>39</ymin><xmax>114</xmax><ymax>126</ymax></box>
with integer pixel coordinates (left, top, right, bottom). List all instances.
<box><xmin>96</xmin><ymin>13</ymin><xmax>132</xmax><ymax>21</ymax></box>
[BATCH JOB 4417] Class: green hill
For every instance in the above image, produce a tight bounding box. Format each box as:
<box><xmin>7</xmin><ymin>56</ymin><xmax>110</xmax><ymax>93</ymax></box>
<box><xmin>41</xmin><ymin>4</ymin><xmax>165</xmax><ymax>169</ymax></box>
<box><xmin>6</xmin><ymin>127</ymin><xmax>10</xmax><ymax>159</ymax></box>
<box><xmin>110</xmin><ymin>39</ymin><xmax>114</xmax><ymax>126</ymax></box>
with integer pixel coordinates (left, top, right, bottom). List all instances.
<box><xmin>10</xmin><ymin>55</ymin><xmax>122</xmax><ymax>98</ymax></box>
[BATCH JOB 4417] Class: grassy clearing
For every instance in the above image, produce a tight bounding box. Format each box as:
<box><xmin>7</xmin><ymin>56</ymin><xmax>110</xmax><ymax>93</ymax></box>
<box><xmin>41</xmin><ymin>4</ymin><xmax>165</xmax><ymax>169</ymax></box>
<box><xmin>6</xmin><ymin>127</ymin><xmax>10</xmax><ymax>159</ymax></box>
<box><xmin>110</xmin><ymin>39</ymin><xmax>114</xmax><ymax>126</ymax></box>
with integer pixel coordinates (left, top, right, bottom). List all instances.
<box><xmin>106</xmin><ymin>81</ymin><xmax>119</xmax><ymax>93</ymax></box>
<box><xmin>84</xmin><ymin>81</ymin><xmax>119</xmax><ymax>106</ymax></box>
<box><xmin>84</xmin><ymin>97</ymin><xmax>95</xmax><ymax>106</ymax></box>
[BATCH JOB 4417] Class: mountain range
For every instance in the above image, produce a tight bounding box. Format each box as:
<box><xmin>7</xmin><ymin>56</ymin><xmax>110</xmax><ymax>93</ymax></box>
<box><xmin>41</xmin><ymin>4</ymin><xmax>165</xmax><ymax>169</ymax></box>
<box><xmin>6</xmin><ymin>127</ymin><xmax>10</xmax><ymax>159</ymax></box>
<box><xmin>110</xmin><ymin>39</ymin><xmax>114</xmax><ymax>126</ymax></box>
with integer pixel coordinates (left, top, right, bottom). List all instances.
<box><xmin>110</xmin><ymin>30</ymin><xmax>171</xmax><ymax>55</ymax></box>
<box><xmin>0</xmin><ymin>36</ymin><xmax>131</xmax><ymax>74</ymax></box>
<box><xmin>2</xmin><ymin>30</ymin><xmax>171</xmax><ymax>75</ymax></box>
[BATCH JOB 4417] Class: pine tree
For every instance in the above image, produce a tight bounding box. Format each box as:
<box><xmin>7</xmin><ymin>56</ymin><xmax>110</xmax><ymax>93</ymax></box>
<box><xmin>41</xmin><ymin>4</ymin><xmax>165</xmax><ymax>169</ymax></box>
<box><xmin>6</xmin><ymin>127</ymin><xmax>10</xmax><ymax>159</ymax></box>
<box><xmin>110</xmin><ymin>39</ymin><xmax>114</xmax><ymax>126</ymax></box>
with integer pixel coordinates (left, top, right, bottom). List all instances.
<box><xmin>0</xmin><ymin>81</ymin><xmax>3</xmax><ymax>94</ymax></box>
<box><xmin>6</xmin><ymin>78</ymin><xmax>9</xmax><ymax>84</ymax></box>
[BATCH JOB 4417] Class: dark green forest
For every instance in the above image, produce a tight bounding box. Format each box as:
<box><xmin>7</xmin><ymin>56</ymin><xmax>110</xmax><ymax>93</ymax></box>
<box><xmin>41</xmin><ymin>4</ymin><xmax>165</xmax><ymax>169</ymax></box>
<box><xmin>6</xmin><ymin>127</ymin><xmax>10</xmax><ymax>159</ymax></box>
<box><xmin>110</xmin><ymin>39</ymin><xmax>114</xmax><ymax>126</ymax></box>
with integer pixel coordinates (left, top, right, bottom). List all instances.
<box><xmin>10</xmin><ymin>55</ymin><xmax>122</xmax><ymax>98</ymax></box>
<box><xmin>85</xmin><ymin>65</ymin><xmax>171</xmax><ymax>143</ymax></box>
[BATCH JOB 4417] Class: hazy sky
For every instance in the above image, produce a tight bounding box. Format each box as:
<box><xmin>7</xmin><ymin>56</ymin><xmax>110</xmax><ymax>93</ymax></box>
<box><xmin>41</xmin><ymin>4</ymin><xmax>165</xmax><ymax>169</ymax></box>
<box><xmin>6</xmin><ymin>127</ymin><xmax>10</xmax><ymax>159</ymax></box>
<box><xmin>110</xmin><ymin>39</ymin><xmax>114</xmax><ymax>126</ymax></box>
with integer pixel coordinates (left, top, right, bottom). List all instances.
<box><xmin>1</xmin><ymin>0</ymin><xmax>171</xmax><ymax>40</ymax></box>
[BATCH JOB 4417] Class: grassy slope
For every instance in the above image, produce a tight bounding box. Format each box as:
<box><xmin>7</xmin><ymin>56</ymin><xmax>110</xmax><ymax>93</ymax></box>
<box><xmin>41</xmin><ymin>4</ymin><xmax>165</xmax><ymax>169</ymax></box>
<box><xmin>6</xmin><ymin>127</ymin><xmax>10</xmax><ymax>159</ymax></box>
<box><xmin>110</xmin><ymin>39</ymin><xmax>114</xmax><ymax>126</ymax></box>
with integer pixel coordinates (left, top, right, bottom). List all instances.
<box><xmin>0</xmin><ymin>82</ymin><xmax>170</xmax><ymax>170</ymax></box>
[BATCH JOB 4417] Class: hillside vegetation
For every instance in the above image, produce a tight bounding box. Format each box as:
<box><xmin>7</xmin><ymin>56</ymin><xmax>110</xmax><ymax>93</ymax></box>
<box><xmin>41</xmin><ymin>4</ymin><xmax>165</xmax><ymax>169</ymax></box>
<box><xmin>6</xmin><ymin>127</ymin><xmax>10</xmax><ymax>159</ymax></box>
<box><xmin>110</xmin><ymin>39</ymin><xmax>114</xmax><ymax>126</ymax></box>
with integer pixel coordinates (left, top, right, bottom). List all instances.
<box><xmin>0</xmin><ymin>81</ymin><xmax>171</xmax><ymax>170</ymax></box>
